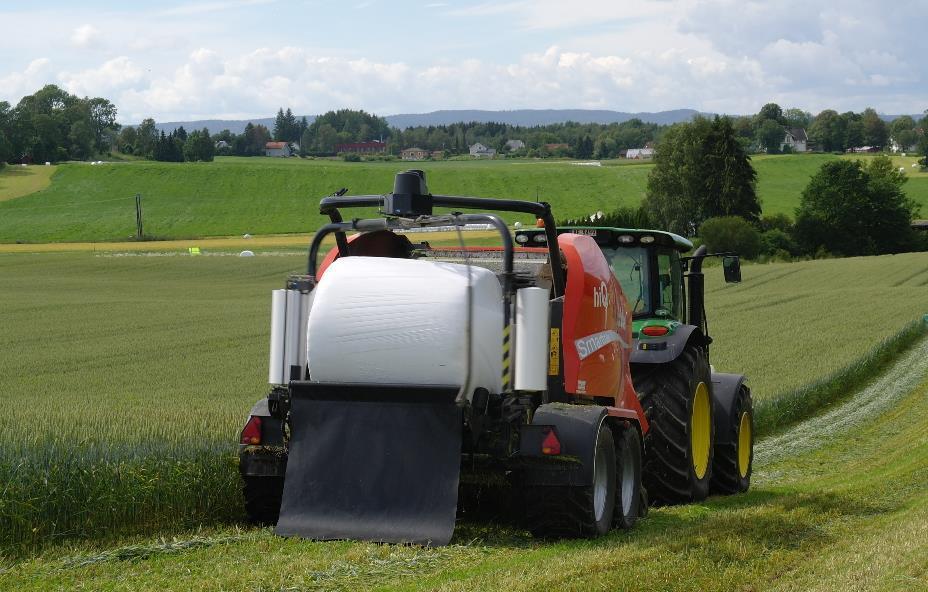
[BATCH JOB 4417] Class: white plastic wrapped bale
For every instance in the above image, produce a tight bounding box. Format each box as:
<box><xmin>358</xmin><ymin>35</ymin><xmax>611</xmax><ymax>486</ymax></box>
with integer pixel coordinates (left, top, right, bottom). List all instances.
<box><xmin>306</xmin><ymin>256</ymin><xmax>503</xmax><ymax>397</ymax></box>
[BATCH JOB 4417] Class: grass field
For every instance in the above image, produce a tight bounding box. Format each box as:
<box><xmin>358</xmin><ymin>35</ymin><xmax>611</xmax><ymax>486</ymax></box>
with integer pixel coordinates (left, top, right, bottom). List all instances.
<box><xmin>1</xmin><ymin>249</ymin><xmax>927</xmax><ymax>559</ymax></box>
<box><xmin>0</xmin><ymin>164</ymin><xmax>56</xmax><ymax>202</ymax></box>
<box><xmin>1</xmin><ymin>154</ymin><xmax>925</xmax><ymax>243</ymax></box>
<box><xmin>5</xmin><ymin>336</ymin><xmax>927</xmax><ymax>590</ymax></box>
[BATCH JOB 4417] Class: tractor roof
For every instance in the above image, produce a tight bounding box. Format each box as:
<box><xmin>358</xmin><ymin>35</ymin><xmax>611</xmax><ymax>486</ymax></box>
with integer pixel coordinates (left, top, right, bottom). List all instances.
<box><xmin>515</xmin><ymin>226</ymin><xmax>693</xmax><ymax>252</ymax></box>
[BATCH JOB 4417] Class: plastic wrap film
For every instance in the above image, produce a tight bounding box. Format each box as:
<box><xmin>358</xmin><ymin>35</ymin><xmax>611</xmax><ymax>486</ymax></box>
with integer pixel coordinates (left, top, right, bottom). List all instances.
<box><xmin>306</xmin><ymin>257</ymin><xmax>503</xmax><ymax>396</ymax></box>
<box><xmin>514</xmin><ymin>287</ymin><xmax>551</xmax><ymax>391</ymax></box>
<box><xmin>268</xmin><ymin>289</ymin><xmax>287</xmax><ymax>384</ymax></box>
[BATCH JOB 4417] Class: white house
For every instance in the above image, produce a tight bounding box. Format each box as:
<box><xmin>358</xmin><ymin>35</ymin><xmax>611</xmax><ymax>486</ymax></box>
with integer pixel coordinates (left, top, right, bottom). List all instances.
<box><xmin>469</xmin><ymin>143</ymin><xmax>497</xmax><ymax>158</ymax></box>
<box><xmin>504</xmin><ymin>139</ymin><xmax>525</xmax><ymax>151</ymax></box>
<box><xmin>781</xmin><ymin>128</ymin><xmax>808</xmax><ymax>152</ymax></box>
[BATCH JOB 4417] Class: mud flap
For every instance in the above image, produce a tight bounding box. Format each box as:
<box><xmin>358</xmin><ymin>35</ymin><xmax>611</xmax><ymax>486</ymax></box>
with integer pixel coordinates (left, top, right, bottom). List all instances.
<box><xmin>275</xmin><ymin>383</ymin><xmax>463</xmax><ymax>545</ymax></box>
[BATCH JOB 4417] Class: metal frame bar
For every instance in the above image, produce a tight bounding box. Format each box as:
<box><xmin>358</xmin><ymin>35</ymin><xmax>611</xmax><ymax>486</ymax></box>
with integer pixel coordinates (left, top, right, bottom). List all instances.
<box><xmin>318</xmin><ymin>194</ymin><xmax>566</xmax><ymax>297</ymax></box>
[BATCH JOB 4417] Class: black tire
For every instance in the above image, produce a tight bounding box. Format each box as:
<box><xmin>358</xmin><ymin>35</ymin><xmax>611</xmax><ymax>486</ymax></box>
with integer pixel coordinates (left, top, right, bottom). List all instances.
<box><xmin>527</xmin><ymin>425</ymin><xmax>617</xmax><ymax>538</ymax></box>
<box><xmin>711</xmin><ymin>385</ymin><xmax>753</xmax><ymax>494</ymax></box>
<box><xmin>242</xmin><ymin>476</ymin><xmax>284</xmax><ymax>525</ymax></box>
<box><xmin>633</xmin><ymin>344</ymin><xmax>714</xmax><ymax>505</ymax></box>
<box><xmin>613</xmin><ymin>426</ymin><xmax>642</xmax><ymax>530</ymax></box>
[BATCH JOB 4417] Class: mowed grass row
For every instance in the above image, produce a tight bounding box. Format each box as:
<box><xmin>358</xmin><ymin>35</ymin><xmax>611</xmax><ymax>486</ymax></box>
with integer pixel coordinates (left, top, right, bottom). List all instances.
<box><xmin>1</xmin><ymin>153</ymin><xmax>926</xmax><ymax>243</ymax></box>
<box><xmin>1</xmin><ymin>250</ymin><xmax>927</xmax><ymax>555</ymax></box>
<box><xmin>7</xmin><ymin>343</ymin><xmax>928</xmax><ymax>590</ymax></box>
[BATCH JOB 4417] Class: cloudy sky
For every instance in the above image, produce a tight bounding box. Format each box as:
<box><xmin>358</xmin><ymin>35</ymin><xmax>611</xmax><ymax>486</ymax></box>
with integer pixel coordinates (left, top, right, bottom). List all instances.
<box><xmin>1</xmin><ymin>0</ymin><xmax>925</xmax><ymax>123</ymax></box>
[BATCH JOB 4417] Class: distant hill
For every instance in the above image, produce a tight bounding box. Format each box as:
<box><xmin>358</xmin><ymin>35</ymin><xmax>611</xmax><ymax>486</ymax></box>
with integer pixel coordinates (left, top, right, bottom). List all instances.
<box><xmin>151</xmin><ymin>108</ymin><xmax>710</xmax><ymax>135</ymax></box>
<box><xmin>384</xmin><ymin>109</ymin><xmax>710</xmax><ymax>128</ymax></box>
<box><xmin>154</xmin><ymin>117</ymin><xmax>313</xmax><ymax>135</ymax></box>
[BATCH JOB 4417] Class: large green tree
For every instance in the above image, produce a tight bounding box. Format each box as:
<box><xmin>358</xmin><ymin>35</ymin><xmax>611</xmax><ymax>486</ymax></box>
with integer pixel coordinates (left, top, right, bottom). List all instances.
<box><xmin>795</xmin><ymin>157</ymin><xmax>920</xmax><ymax>256</ymax></box>
<box><xmin>808</xmin><ymin>109</ymin><xmax>842</xmax><ymax>151</ymax></box>
<box><xmin>889</xmin><ymin>115</ymin><xmax>917</xmax><ymax>151</ymax></box>
<box><xmin>755</xmin><ymin>119</ymin><xmax>784</xmax><ymax>153</ymax></box>
<box><xmin>861</xmin><ymin>108</ymin><xmax>888</xmax><ymax>148</ymax></box>
<box><xmin>645</xmin><ymin>116</ymin><xmax>760</xmax><ymax>234</ymax></box>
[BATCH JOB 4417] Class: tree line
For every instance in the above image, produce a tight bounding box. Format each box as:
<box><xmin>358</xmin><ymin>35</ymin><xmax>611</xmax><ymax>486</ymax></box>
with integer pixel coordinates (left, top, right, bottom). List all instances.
<box><xmin>2</xmin><ymin>86</ymin><xmax>926</xmax><ymax>168</ymax></box>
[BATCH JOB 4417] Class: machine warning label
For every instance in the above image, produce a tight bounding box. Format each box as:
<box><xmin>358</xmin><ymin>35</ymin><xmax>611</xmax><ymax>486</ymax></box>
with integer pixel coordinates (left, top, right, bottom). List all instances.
<box><xmin>548</xmin><ymin>328</ymin><xmax>560</xmax><ymax>375</ymax></box>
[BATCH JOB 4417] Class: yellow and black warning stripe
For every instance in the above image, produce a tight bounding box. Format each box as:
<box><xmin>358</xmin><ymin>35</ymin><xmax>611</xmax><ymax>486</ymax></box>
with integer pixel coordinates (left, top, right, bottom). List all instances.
<box><xmin>502</xmin><ymin>323</ymin><xmax>511</xmax><ymax>391</ymax></box>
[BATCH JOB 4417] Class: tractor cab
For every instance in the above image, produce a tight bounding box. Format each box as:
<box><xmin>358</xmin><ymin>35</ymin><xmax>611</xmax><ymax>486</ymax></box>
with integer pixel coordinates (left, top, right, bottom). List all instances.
<box><xmin>514</xmin><ymin>226</ymin><xmax>741</xmax><ymax>355</ymax></box>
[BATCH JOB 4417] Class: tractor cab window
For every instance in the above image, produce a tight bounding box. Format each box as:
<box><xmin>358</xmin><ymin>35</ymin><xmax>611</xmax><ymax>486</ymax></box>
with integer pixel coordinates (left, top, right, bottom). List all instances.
<box><xmin>602</xmin><ymin>247</ymin><xmax>650</xmax><ymax>316</ymax></box>
<box><xmin>656</xmin><ymin>250</ymin><xmax>683</xmax><ymax>319</ymax></box>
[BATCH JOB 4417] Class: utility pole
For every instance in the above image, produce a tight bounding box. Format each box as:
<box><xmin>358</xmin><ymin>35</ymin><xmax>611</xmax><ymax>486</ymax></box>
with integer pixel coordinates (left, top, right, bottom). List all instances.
<box><xmin>135</xmin><ymin>193</ymin><xmax>143</xmax><ymax>239</ymax></box>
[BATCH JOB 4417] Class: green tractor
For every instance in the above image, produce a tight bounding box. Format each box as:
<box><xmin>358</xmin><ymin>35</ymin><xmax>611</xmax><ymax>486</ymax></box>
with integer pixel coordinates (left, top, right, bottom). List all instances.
<box><xmin>515</xmin><ymin>226</ymin><xmax>753</xmax><ymax>504</ymax></box>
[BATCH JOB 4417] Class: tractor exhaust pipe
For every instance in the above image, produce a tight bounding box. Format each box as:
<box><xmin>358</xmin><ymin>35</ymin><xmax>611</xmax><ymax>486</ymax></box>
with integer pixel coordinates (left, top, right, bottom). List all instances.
<box><xmin>686</xmin><ymin>245</ymin><xmax>707</xmax><ymax>334</ymax></box>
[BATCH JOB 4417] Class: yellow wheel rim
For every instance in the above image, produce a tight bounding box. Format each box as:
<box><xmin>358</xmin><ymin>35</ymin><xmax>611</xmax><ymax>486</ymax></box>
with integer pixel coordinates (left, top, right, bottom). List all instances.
<box><xmin>691</xmin><ymin>382</ymin><xmax>711</xmax><ymax>480</ymax></box>
<box><xmin>738</xmin><ymin>411</ymin><xmax>752</xmax><ymax>478</ymax></box>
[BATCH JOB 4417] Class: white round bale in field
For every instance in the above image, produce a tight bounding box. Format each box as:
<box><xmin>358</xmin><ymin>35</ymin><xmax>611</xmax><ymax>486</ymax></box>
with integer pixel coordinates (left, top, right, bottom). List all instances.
<box><xmin>239</xmin><ymin>250</ymin><xmax>255</xmax><ymax>257</ymax></box>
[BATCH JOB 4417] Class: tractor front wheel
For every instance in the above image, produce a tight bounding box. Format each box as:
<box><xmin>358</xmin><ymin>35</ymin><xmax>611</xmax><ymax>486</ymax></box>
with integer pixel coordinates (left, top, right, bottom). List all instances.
<box><xmin>633</xmin><ymin>344</ymin><xmax>715</xmax><ymax>505</ymax></box>
<box><xmin>711</xmin><ymin>385</ymin><xmax>754</xmax><ymax>494</ymax></box>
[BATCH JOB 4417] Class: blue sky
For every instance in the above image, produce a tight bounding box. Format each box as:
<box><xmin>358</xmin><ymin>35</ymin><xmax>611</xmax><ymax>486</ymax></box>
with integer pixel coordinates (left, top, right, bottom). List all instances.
<box><xmin>1</xmin><ymin>1</ymin><xmax>925</xmax><ymax>123</ymax></box>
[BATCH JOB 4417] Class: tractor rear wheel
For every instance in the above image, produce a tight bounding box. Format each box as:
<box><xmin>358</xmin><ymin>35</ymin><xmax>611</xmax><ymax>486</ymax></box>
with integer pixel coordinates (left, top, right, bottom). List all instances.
<box><xmin>711</xmin><ymin>385</ymin><xmax>753</xmax><ymax>494</ymax></box>
<box><xmin>613</xmin><ymin>425</ymin><xmax>642</xmax><ymax>530</ymax></box>
<box><xmin>633</xmin><ymin>344</ymin><xmax>714</xmax><ymax>505</ymax></box>
<box><xmin>526</xmin><ymin>424</ymin><xmax>617</xmax><ymax>538</ymax></box>
<box><xmin>242</xmin><ymin>476</ymin><xmax>284</xmax><ymax>525</ymax></box>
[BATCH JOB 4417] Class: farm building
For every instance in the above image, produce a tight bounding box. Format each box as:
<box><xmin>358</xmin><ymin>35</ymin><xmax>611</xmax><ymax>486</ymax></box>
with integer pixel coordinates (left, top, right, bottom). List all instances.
<box><xmin>401</xmin><ymin>147</ymin><xmax>429</xmax><ymax>161</ymax></box>
<box><xmin>504</xmin><ymin>139</ymin><xmax>525</xmax><ymax>151</ymax></box>
<box><xmin>781</xmin><ymin>128</ymin><xmax>808</xmax><ymax>152</ymax></box>
<box><xmin>626</xmin><ymin>148</ymin><xmax>654</xmax><ymax>159</ymax></box>
<box><xmin>336</xmin><ymin>141</ymin><xmax>387</xmax><ymax>154</ymax></box>
<box><xmin>265</xmin><ymin>141</ymin><xmax>291</xmax><ymax>157</ymax></box>
<box><xmin>469</xmin><ymin>143</ymin><xmax>497</xmax><ymax>158</ymax></box>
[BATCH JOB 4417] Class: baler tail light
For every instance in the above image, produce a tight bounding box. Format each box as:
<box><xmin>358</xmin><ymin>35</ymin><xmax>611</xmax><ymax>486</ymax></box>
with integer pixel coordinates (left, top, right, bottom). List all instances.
<box><xmin>241</xmin><ymin>416</ymin><xmax>262</xmax><ymax>445</ymax></box>
<box><xmin>541</xmin><ymin>427</ymin><xmax>561</xmax><ymax>455</ymax></box>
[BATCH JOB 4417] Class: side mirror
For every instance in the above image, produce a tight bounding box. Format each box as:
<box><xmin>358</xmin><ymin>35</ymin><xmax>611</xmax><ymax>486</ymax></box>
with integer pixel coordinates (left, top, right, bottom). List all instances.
<box><xmin>723</xmin><ymin>255</ymin><xmax>741</xmax><ymax>283</ymax></box>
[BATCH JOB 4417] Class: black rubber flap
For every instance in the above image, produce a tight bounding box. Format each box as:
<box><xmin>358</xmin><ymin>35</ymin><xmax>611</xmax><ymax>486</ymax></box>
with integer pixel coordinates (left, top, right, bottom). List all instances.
<box><xmin>276</xmin><ymin>391</ymin><xmax>463</xmax><ymax>545</ymax></box>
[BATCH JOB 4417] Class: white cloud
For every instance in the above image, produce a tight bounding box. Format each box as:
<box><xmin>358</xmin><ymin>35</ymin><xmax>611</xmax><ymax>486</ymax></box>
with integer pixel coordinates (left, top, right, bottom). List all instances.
<box><xmin>70</xmin><ymin>24</ymin><xmax>102</xmax><ymax>49</ymax></box>
<box><xmin>157</xmin><ymin>0</ymin><xmax>276</xmax><ymax>17</ymax></box>
<box><xmin>0</xmin><ymin>59</ymin><xmax>54</xmax><ymax>103</ymax></box>
<box><xmin>59</xmin><ymin>57</ymin><xmax>145</xmax><ymax>97</ymax></box>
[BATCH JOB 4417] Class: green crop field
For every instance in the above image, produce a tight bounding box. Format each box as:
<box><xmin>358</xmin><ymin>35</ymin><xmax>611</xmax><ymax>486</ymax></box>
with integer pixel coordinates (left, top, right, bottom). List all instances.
<box><xmin>1</xmin><ymin>248</ymin><xmax>927</xmax><ymax>564</ymax></box>
<box><xmin>1</xmin><ymin>154</ymin><xmax>926</xmax><ymax>243</ymax></box>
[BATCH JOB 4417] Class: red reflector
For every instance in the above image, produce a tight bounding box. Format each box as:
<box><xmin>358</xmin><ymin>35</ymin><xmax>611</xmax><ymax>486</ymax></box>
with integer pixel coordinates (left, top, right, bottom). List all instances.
<box><xmin>541</xmin><ymin>428</ymin><xmax>561</xmax><ymax>455</ymax></box>
<box><xmin>241</xmin><ymin>416</ymin><xmax>262</xmax><ymax>445</ymax></box>
<box><xmin>536</xmin><ymin>218</ymin><xmax>545</xmax><ymax>228</ymax></box>
<box><xmin>642</xmin><ymin>325</ymin><xmax>669</xmax><ymax>337</ymax></box>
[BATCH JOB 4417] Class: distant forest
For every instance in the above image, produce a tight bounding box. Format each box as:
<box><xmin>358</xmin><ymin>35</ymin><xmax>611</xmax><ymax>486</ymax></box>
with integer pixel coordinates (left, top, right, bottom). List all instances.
<box><xmin>1</xmin><ymin>85</ymin><xmax>925</xmax><ymax>166</ymax></box>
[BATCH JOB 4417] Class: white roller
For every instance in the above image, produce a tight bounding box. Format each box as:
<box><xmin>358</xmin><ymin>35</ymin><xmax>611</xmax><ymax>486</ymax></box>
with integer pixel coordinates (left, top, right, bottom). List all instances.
<box><xmin>268</xmin><ymin>289</ymin><xmax>287</xmax><ymax>384</ymax></box>
<box><xmin>306</xmin><ymin>257</ymin><xmax>503</xmax><ymax>396</ymax></box>
<box><xmin>514</xmin><ymin>287</ymin><xmax>550</xmax><ymax>391</ymax></box>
